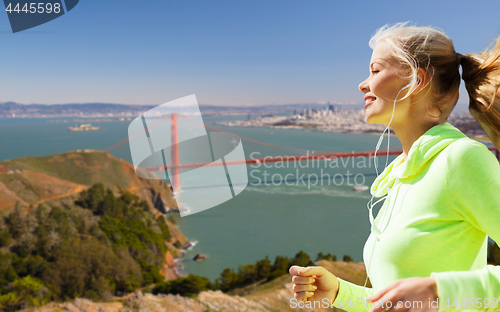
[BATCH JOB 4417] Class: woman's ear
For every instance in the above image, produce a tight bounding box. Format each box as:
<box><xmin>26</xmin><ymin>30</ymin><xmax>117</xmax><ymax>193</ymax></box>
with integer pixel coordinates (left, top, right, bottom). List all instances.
<box><xmin>415</xmin><ymin>67</ymin><xmax>429</xmax><ymax>92</ymax></box>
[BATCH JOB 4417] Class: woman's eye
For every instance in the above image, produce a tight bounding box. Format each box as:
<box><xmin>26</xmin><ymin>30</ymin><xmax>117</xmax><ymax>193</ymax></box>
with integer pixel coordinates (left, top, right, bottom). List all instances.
<box><xmin>371</xmin><ymin>70</ymin><xmax>379</xmax><ymax>74</ymax></box>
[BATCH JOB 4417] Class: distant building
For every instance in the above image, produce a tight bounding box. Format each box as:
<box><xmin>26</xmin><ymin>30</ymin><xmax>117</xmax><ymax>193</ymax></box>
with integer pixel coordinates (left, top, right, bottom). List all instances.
<box><xmin>328</xmin><ymin>100</ymin><xmax>335</xmax><ymax>112</ymax></box>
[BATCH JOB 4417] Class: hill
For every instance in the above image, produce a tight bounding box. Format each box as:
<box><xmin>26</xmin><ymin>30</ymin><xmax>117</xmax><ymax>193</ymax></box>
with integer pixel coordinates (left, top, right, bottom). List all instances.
<box><xmin>0</xmin><ymin>151</ymin><xmax>192</xmax><ymax>310</ymax></box>
<box><xmin>18</xmin><ymin>260</ymin><xmax>368</xmax><ymax>312</ymax></box>
<box><xmin>0</xmin><ymin>150</ymin><xmax>177</xmax><ymax>215</ymax></box>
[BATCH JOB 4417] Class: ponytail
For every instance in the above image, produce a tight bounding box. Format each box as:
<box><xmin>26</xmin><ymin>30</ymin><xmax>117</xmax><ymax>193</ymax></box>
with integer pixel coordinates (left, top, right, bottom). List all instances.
<box><xmin>460</xmin><ymin>35</ymin><xmax>500</xmax><ymax>150</ymax></box>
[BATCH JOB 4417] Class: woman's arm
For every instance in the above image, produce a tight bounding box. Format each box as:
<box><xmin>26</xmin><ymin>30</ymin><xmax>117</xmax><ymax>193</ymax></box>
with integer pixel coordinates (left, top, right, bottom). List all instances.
<box><xmin>431</xmin><ymin>139</ymin><xmax>500</xmax><ymax>312</ymax></box>
<box><xmin>334</xmin><ymin>278</ymin><xmax>375</xmax><ymax>312</ymax></box>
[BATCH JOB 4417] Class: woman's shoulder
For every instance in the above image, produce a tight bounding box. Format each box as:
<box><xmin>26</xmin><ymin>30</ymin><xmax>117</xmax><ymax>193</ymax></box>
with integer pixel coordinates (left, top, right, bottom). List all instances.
<box><xmin>446</xmin><ymin>136</ymin><xmax>490</xmax><ymax>153</ymax></box>
<box><xmin>443</xmin><ymin>138</ymin><xmax>500</xmax><ymax>219</ymax></box>
<box><xmin>444</xmin><ymin>137</ymin><xmax>498</xmax><ymax>172</ymax></box>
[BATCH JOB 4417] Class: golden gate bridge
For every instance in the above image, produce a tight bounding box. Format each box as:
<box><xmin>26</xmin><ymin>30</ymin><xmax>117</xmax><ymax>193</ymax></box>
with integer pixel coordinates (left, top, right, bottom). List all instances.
<box><xmin>103</xmin><ymin>113</ymin><xmax>500</xmax><ymax>191</ymax></box>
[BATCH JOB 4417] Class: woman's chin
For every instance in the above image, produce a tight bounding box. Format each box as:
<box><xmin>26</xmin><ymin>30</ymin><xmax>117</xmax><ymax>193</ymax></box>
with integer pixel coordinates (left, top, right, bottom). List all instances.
<box><xmin>365</xmin><ymin>114</ymin><xmax>388</xmax><ymax>126</ymax></box>
<box><xmin>365</xmin><ymin>113</ymin><xmax>375</xmax><ymax>124</ymax></box>
<box><xmin>364</xmin><ymin>107</ymin><xmax>377</xmax><ymax>123</ymax></box>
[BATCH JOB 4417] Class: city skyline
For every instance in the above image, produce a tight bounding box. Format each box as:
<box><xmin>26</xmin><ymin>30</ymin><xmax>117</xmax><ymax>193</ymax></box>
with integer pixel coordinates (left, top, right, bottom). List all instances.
<box><xmin>1</xmin><ymin>1</ymin><xmax>499</xmax><ymax>107</ymax></box>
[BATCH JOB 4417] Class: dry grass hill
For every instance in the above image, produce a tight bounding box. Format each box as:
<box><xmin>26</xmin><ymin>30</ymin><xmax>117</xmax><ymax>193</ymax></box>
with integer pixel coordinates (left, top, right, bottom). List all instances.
<box><xmin>19</xmin><ymin>260</ymin><xmax>369</xmax><ymax>312</ymax></box>
<box><xmin>0</xmin><ymin>150</ymin><xmax>178</xmax><ymax>215</ymax></box>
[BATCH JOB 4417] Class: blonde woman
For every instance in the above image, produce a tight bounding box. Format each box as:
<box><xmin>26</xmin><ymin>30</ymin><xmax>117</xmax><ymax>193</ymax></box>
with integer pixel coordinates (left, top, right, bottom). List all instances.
<box><xmin>290</xmin><ymin>22</ymin><xmax>500</xmax><ymax>312</ymax></box>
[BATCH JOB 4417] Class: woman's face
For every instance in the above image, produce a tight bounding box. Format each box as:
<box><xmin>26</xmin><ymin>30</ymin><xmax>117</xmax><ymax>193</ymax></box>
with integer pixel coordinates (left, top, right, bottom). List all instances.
<box><xmin>358</xmin><ymin>42</ymin><xmax>412</xmax><ymax>125</ymax></box>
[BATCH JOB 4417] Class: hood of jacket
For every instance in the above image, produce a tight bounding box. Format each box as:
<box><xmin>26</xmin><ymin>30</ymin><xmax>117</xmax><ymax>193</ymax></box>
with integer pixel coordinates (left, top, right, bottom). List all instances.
<box><xmin>370</xmin><ymin>122</ymin><xmax>468</xmax><ymax>197</ymax></box>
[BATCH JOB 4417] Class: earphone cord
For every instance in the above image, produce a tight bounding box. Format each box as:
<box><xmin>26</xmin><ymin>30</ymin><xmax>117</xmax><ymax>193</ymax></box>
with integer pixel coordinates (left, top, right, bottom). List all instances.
<box><xmin>373</xmin><ymin>85</ymin><xmax>402</xmax><ymax>175</ymax></box>
<box><xmin>361</xmin><ymin>86</ymin><xmax>407</xmax><ymax>310</ymax></box>
<box><xmin>368</xmin><ymin>85</ymin><xmax>404</xmax><ymax>232</ymax></box>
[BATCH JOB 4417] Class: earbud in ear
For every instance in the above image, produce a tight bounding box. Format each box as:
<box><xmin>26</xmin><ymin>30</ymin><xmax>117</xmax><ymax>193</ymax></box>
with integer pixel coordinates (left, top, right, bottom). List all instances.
<box><xmin>400</xmin><ymin>79</ymin><xmax>417</xmax><ymax>90</ymax></box>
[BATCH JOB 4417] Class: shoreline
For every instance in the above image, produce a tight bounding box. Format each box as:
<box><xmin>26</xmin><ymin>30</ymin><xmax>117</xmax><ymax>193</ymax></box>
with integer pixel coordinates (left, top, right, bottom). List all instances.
<box><xmin>167</xmin><ymin>240</ymin><xmax>199</xmax><ymax>279</ymax></box>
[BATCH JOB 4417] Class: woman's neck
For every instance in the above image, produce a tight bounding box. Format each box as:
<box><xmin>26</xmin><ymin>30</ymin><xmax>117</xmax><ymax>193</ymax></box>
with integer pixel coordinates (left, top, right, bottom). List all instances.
<box><xmin>391</xmin><ymin>121</ymin><xmax>441</xmax><ymax>161</ymax></box>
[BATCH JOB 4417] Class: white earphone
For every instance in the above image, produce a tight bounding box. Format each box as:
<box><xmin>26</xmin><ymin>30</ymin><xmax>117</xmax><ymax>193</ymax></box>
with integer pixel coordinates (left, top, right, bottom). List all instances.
<box><xmin>400</xmin><ymin>80</ymin><xmax>414</xmax><ymax>90</ymax></box>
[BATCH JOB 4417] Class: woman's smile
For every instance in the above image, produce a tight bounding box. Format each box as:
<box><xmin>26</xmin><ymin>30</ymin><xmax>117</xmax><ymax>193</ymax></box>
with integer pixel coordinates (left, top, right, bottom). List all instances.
<box><xmin>364</xmin><ymin>94</ymin><xmax>377</xmax><ymax>109</ymax></box>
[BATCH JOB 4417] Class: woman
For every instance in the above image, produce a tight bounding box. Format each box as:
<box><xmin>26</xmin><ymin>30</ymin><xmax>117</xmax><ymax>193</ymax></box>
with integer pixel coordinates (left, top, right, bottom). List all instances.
<box><xmin>289</xmin><ymin>22</ymin><xmax>500</xmax><ymax>312</ymax></box>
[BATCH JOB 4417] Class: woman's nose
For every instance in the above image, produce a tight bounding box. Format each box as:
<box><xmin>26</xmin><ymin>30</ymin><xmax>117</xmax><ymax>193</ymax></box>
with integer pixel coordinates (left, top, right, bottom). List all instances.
<box><xmin>358</xmin><ymin>78</ymin><xmax>369</xmax><ymax>93</ymax></box>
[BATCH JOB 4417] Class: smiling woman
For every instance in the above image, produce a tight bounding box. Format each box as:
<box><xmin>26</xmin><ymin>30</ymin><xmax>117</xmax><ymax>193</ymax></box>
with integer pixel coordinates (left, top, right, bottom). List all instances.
<box><xmin>360</xmin><ymin>43</ymin><xmax>417</xmax><ymax>124</ymax></box>
<box><xmin>290</xmin><ymin>21</ymin><xmax>500</xmax><ymax>312</ymax></box>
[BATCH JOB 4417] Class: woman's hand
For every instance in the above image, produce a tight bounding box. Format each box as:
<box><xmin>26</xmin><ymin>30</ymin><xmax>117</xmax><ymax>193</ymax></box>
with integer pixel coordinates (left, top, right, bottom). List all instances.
<box><xmin>289</xmin><ymin>265</ymin><xmax>340</xmax><ymax>304</ymax></box>
<box><xmin>367</xmin><ymin>276</ymin><xmax>438</xmax><ymax>312</ymax></box>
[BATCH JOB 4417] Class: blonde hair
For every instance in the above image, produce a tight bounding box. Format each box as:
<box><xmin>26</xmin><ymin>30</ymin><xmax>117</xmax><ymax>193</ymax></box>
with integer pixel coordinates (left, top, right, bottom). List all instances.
<box><xmin>461</xmin><ymin>40</ymin><xmax>500</xmax><ymax>150</ymax></box>
<box><xmin>369</xmin><ymin>22</ymin><xmax>500</xmax><ymax>149</ymax></box>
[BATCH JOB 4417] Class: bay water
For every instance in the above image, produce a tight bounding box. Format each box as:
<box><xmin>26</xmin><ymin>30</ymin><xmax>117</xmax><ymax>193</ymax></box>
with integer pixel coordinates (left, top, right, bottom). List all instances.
<box><xmin>0</xmin><ymin>115</ymin><xmax>401</xmax><ymax>282</ymax></box>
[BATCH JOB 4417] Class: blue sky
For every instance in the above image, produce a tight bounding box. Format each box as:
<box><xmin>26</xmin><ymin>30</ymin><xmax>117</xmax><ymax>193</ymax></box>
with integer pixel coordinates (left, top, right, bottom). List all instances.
<box><xmin>1</xmin><ymin>0</ymin><xmax>499</xmax><ymax>107</ymax></box>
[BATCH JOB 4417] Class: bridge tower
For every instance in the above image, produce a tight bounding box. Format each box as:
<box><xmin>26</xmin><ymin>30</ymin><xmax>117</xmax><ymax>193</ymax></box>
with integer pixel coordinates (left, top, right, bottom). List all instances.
<box><xmin>171</xmin><ymin>113</ymin><xmax>180</xmax><ymax>191</ymax></box>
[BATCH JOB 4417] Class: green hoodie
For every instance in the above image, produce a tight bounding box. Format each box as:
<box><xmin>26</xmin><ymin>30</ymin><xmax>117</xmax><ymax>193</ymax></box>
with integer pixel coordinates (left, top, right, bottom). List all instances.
<box><xmin>332</xmin><ymin>122</ymin><xmax>500</xmax><ymax>312</ymax></box>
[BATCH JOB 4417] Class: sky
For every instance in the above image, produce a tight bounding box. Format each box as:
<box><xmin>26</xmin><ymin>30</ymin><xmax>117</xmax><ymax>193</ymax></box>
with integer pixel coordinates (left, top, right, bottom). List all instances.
<box><xmin>1</xmin><ymin>0</ymin><xmax>500</xmax><ymax>107</ymax></box>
